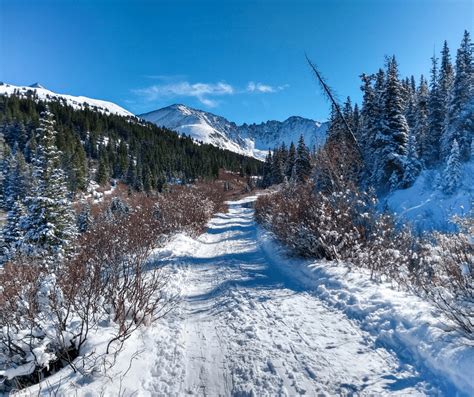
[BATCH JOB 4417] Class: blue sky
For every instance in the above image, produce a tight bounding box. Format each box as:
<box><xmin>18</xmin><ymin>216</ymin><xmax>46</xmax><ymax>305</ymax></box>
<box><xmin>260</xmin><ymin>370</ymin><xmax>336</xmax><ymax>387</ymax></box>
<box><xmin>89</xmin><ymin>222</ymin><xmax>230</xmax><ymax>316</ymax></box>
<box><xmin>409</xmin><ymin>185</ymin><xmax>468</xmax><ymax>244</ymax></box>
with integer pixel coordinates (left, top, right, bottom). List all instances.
<box><xmin>0</xmin><ymin>0</ymin><xmax>472</xmax><ymax>123</ymax></box>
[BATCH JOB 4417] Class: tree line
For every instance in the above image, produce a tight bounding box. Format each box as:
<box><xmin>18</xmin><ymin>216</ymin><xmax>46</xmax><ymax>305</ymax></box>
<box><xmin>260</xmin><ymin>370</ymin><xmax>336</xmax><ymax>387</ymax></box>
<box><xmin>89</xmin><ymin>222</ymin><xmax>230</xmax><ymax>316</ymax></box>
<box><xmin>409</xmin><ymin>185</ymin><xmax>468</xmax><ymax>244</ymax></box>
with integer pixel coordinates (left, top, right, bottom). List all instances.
<box><xmin>0</xmin><ymin>94</ymin><xmax>263</xmax><ymax>194</ymax></box>
<box><xmin>326</xmin><ymin>30</ymin><xmax>472</xmax><ymax>194</ymax></box>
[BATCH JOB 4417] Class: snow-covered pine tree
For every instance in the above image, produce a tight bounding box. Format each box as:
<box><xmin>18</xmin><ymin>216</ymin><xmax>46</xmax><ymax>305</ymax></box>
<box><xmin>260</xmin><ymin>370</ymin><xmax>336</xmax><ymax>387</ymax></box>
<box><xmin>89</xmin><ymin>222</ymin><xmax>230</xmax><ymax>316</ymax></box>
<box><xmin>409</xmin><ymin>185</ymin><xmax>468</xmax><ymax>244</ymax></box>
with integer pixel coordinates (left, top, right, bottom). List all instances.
<box><xmin>413</xmin><ymin>75</ymin><xmax>430</xmax><ymax>159</ymax></box>
<box><xmin>373</xmin><ymin>56</ymin><xmax>409</xmax><ymax>191</ymax></box>
<box><xmin>438</xmin><ymin>41</ymin><xmax>454</xmax><ymax>130</ymax></box>
<box><xmin>21</xmin><ymin>111</ymin><xmax>77</xmax><ymax>265</ymax></box>
<box><xmin>271</xmin><ymin>145</ymin><xmax>286</xmax><ymax>185</ymax></box>
<box><xmin>327</xmin><ymin>103</ymin><xmax>345</xmax><ymax>144</ymax></box>
<box><xmin>295</xmin><ymin>135</ymin><xmax>312</xmax><ymax>183</ymax></box>
<box><xmin>402</xmin><ymin>134</ymin><xmax>422</xmax><ymax>188</ymax></box>
<box><xmin>286</xmin><ymin>142</ymin><xmax>296</xmax><ymax>180</ymax></box>
<box><xmin>425</xmin><ymin>56</ymin><xmax>444</xmax><ymax>166</ymax></box>
<box><xmin>1</xmin><ymin>199</ymin><xmax>26</xmax><ymax>262</ymax></box>
<box><xmin>443</xmin><ymin>30</ymin><xmax>473</xmax><ymax>162</ymax></box>
<box><xmin>261</xmin><ymin>150</ymin><xmax>273</xmax><ymax>188</ymax></box>
<box><xmin>352</xmin><ymin>103</ymin><xmax>361</xmax><ymax>139</ymax></box>
<box><xmin>404</xmin><ymin>75</ymin><xmax>418</xmax><ymax>130</ymax></box>
<box><xmin>359</xmin><ymin>74</ymin><xmax>377</xmax><ymax>180</ymax></box>
<box><xmin>442</xmin><ymin>139</ymin><xmax>462</xmax><ymax>194</ymax></box>
<box><xmin>2</xmin><ymin>144</ymin><xmax>29</xmax><ymax>212</ymax></box>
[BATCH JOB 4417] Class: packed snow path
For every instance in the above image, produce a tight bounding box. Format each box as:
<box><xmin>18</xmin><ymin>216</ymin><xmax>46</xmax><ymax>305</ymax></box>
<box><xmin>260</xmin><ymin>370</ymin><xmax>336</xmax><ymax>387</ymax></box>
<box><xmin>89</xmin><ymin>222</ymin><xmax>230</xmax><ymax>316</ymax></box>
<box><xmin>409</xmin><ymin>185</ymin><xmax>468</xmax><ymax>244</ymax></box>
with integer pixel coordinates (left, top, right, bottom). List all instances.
<box><xmin>144</xmin><ymin>197</ymin><xmax>441</xmax><ymax>396</ymax></box>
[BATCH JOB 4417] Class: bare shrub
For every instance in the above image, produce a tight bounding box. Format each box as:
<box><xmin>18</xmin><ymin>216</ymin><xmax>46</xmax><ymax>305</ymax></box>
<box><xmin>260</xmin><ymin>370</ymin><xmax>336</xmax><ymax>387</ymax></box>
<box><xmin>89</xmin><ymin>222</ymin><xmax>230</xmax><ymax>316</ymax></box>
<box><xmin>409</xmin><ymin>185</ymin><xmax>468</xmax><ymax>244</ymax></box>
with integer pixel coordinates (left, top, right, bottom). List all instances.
<box><xmin>256</xmin><ymin>183</ymin><xmax>474</xmax><ymax>336</ymax></box>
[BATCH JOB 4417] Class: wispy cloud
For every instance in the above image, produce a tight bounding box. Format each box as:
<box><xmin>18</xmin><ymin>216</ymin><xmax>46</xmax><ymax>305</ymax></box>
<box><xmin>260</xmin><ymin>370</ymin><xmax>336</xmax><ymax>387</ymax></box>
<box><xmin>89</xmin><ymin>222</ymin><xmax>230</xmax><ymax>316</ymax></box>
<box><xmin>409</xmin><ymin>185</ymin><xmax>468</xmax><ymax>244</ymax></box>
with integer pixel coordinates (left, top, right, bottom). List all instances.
<box><xmin>132</xmin><ymin>79</ymin><xmax>288</xmax><ymax>108</ymax></box>
<box><xmin>133</xmin><ymin>81</ymin><xmax>234</xmax><ymax>108</ymax></box>
<box><xmin>246</xmin><ymin>82</ymin><xmax>288</xmax><ymax>93</ymax></box>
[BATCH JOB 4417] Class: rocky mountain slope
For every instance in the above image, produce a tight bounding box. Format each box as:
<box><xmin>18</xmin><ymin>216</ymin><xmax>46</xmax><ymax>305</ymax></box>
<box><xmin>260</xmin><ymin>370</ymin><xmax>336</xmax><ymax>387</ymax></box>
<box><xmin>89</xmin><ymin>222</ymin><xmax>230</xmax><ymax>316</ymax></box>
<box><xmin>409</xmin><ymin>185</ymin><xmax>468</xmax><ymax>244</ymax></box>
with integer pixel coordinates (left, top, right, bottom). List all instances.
<box><xmin>140</xmin><ymin>104</ymin><xmax>327</xmax><ymax>160</ymax></box>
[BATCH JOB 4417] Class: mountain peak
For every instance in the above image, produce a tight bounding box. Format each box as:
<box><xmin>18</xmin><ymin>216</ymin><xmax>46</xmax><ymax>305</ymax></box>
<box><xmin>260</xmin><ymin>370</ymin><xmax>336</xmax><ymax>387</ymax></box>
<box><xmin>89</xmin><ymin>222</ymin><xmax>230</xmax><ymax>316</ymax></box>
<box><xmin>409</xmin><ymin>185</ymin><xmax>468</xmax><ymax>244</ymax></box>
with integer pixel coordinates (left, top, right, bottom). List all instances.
<box><xmin>29</xmin><ymin>82</ymin><xmax>45</xmax><ymax>89</ymax></box>
<box><xmin>140</xmin><ymin>105</ymin><xmax>328</xmax><ymax>160</ymax></box>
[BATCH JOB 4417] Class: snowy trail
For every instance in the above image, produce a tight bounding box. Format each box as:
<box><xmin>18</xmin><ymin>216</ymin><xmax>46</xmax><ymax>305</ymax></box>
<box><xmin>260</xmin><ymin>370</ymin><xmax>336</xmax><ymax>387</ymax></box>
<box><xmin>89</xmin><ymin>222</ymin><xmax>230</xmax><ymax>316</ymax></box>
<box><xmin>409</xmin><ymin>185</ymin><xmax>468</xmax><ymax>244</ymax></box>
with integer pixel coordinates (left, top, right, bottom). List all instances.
<box><xmin>142</xmin><ymin>196</ymin><xmax>441</xmax><ymax>397</ymax></box>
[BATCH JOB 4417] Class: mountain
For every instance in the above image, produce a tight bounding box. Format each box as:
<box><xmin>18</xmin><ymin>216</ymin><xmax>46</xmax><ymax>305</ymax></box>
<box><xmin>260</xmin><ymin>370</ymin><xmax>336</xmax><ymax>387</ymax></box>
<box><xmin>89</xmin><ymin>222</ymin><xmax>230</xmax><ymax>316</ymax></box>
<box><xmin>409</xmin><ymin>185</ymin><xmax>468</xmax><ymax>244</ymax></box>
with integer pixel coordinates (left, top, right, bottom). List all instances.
<box><xmin>140</xmin><ymin>104</ymin><xmax>327</xmax><ymax>160</ymax></box>
<box><xmin>0</xmin><ymin>82</ymin><xmax>134</xmax><ymax>118</ymax></box>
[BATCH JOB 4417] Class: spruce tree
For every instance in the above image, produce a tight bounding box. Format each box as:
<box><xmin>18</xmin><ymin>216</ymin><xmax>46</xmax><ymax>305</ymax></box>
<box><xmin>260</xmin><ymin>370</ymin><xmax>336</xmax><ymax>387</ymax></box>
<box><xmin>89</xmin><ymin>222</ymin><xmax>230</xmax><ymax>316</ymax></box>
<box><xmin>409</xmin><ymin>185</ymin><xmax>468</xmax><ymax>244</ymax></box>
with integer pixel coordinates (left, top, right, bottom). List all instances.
<box><xmin>373</xmin><ymin>56</ymin><xmax>409</xmax><ymax>191</ymax></box>
<box><xmin>21</xmin><ymin>111</ymin><xmax>77</xmax><ymax>265</ymax></box>
<box><xmin>286</xmin><ymin>142</ymin><xmax>296</xmax><ymax>180</ymax></box>
<box><xmin>413</xmin><ymin>75</ymin><xmax>430</xmax><ymax>159</ymax></box>
<box><xmin>402</xmin><ymin>134</ymin><xmax>422</xmax><ymax>188</ymax></box>
<box><xmin>271</xmin><ymin>146</ymin><xmax>285</xmax><ymax>185</ymax></box>
<box><xmin>442</xmin><ymin>139</ymin><xmax>462</xmax><ymax>194</ymax></box>
<box><xmin>1</xmin><ymin>199</ymin><xmax>26</xmax><ymax>262</ymax></box>
<box><xmin>443</xmin><ymin>30</ymin><xmax>473</xmax><ymax>161</ymax></box>
<box><xmin>261</xmin><ymin>150</ymin><xmax>273</xmax><ymax>188</ymax></box>
<box><xmin>295</xmin><ymin>135</ymin><xmax>312</xmax><ymax>183</ymax></box>
<box><xmin>425</xmin><ymin>55</ymin><xmax>444</xmax><ymax>166</ymax></box>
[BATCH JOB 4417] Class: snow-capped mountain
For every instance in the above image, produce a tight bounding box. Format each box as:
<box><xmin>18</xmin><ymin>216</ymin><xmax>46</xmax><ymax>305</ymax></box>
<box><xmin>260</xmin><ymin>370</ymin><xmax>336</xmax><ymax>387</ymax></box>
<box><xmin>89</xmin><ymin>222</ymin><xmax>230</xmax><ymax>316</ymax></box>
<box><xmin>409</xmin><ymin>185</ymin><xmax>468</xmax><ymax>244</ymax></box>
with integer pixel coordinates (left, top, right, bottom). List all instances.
<box><xmin>0</xmin><ymin>82</ymin><xmax>134</xmax><ymax>118</ymax></box>
<box><xmin>140</xmin><ymin>104</ymin><xmax>327</xmax><ymax>160</ymax></box>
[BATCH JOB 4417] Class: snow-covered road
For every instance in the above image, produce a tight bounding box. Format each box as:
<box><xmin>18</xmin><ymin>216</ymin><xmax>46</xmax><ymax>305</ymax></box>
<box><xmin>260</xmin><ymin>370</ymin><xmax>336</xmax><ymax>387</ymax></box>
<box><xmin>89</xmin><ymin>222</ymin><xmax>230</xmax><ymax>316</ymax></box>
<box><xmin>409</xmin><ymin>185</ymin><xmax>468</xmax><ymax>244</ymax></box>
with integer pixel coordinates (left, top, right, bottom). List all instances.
<box><xmin>142</xmin><ymin>196</ymin><xmax>441</xmax><ymax>396</ymax></box>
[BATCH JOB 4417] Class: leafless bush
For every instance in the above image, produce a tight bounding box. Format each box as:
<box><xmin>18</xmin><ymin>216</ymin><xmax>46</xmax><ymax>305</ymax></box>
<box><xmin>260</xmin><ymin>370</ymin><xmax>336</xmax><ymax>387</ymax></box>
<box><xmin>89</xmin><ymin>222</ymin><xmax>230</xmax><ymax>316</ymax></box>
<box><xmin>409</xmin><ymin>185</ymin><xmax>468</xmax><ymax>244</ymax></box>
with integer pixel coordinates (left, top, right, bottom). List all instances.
<box><xmin>256</xmin><ymin>181</ymin><xmax>473</xmax><ymax>336</ymax></box>
<box><xmin>415</xmin><ymin>219</ymin><xmax>473</xmax><ymax>335</ymax></box>
<box><xmin>0</xmin><ymin>182</ymin><xmax>227</xmax><ymax>391</ymax></box>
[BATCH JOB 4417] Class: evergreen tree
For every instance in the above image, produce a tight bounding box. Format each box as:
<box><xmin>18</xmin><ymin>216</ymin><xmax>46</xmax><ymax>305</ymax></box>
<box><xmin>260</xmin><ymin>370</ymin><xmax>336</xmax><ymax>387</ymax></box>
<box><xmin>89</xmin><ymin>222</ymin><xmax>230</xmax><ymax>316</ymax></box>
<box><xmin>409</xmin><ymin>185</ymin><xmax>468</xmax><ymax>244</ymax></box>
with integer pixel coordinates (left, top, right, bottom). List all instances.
<box><xmin>443</xmin><ymin>30</ymin><xmax>473</xmax><ymax>161</ymax></box>
<box><xmin>286</xmin><ymin>142</ymin><xmax>296</xmax><ymax>180</ymax></box>
<box><xmin>295</xmin><ymin>135</ymin><xmax>312</xmax><ymax>182</ymax></box>
<box><xmin>404</xmin><ymin>75</ymin><xmax>418</xmax><ymax>130</ymax></box>
<box><xmin>271</xmin><ymin>146</ymin><xmax>286</xmax><ymax>185</ymax></box>
<box><xmin>438</xmin><ymin>40</ymin><xmax>454</xmax><ymax>126</ymax></box>
<box><xmin>425</xmin><ymin>55</ymin><xmax>444</xmax><ymax>165</ymax></box>
<box><xmin>402</xmin><ymin>134</ymin><xmax>422</xmax><ymax>188</ymax></box>
<box><xmin>96</xmin><ymin>149</ymin><xmax>109</xmax><ymax>185</ymax></box>
<box><xmin>1</xmin><ymin>199</ymin><xmax>26</xmax><ymax>262</ymax></box>
<box><xmin>373</xmin><ymin>56</ymin><xmax>409</xmax><ymax>191</ymax></box>
<box><xmin>352</xmin><ymin>103</ymin><xmax>361</xmax><ymax>140</ymax></box>
<box><xmin>261</xmin><ymin>150</ymin><xmax>273</xmax><ymax>188</ymax></box>
<box><xmin>442</xmin><ymin>139</ymin><xmax>462</xmax><ymax>194</ymax></box>
<box><xmin>21</xmin><ymin>111</ymin><xmax>77</xmax><ymax>264</ymax></box>
<box><xmin>413</xmin><ymin>75</ymin><xmax>430</xmax><ymax>159</ymax></box>
<box><xmin>327</xmin><ymin>103</ymin><xmax>345</xmax><ymax>144</ymax></box>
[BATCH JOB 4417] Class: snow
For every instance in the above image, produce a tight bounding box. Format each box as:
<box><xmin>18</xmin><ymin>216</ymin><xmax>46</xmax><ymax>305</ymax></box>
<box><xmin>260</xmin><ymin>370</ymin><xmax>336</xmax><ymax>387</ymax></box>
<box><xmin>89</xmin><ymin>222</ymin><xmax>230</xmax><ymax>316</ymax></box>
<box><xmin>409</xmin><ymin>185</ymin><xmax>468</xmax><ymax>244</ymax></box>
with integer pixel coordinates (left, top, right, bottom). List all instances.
<box><xmin>387</xmin><ymin>160</ymin><xmax>474</xmax><ymax>231</ymax></box>
<box><xmin>0</xmin><ymin>82</ymin><xmax>134</xmax><ymax>118</ymax></box>
<box><xmin>18</xmin><ymin>196</ymin><xmax>472</xmax><ymax>396</ymax></box>
<box><xmin>140</xmin><ymin>104</ymin><xmax>327</xmax><ymax>160</ymax></box>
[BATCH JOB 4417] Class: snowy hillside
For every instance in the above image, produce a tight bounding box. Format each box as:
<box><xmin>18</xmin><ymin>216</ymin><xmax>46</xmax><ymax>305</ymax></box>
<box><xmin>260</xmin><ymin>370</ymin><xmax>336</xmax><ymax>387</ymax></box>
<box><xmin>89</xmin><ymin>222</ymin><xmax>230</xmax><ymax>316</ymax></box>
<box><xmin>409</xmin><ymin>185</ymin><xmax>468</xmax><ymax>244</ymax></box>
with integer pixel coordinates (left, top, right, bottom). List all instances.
<box><xmin>387</xmin><ymin>160</ymin><xmax>474</xmax><ymax>232</ymax></box>
<box><xmin>140</xmin><ymin>104</ymin><xmax>327</xmax><ymax>160</ymax></box>
<box><xmin>0</xmin><ymin>82</ymin><xmax>134</xmax><ymax>118</ymax></box>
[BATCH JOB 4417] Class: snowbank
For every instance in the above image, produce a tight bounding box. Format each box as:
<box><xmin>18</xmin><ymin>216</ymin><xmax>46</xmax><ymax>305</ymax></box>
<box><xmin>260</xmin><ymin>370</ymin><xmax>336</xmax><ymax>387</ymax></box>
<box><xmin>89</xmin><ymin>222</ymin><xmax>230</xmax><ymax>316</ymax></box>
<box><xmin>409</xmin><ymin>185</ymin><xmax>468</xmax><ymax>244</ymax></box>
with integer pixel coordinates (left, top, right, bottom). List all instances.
<box><xmin>387</xmin><ymin>160</ymin><xmax>473</xmax><ymax>232</ymax></box>
<box><xmin>258</xmin><ymin>228</ymin><xmax>474</xmax><ymax>396</ymax></box>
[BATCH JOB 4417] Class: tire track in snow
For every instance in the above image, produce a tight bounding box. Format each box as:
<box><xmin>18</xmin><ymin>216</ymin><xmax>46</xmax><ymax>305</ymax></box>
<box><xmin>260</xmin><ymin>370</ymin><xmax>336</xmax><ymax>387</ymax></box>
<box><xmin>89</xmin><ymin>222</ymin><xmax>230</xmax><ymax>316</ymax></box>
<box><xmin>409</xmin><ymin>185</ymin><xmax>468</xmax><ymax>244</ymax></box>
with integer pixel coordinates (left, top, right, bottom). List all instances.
<box><xmin>144</xmin><ymin>197</ymin><xmax>439</xmax><ymax>396</ymax></box>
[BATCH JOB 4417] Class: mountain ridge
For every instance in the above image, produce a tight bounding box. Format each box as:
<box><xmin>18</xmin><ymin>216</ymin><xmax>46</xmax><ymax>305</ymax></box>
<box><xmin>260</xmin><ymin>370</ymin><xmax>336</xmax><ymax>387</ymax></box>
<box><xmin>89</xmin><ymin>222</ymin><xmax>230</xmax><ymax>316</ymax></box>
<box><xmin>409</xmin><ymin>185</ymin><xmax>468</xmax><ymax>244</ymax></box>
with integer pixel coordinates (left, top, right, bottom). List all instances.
<box><xmin>140</xmin><ymin>104</ymin><xmax>328</xmax><ymax>160</ymax></box>
<box><xmin>0</xmin><ymin>82</ymin><xmax>134</xmax><ymax>118</ymax></box>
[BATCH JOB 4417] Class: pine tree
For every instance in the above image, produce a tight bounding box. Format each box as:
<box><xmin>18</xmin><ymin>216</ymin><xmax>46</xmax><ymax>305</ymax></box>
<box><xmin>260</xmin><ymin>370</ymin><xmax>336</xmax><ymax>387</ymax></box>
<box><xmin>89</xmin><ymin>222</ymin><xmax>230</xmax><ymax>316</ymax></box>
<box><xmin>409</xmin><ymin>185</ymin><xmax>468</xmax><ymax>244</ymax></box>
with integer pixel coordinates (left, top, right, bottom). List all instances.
<box><xmin>21</xmin><ymin>111</ymin><xmax>78</xmax><ymax>264</ymax></box>
<box><xmin>413</xmin><ymin>75</ymin><xmax>430</xmax><ymax>159</ymax></box>
<box><xmin>373</xmin><ymin>56</ymin><xmax>409</xmax><ymax>191</ymax></box>
<box><xmin>295</xmin><ymin>135</ymin><xmax>312</xmax><ymax>183</ymax></box>
<box><xmin>425</xmin><ymin>55</ymin><xmax>444</xmax><ymax>166</ymax></box>
<box><xmin>327</xmin><ymin>103</ymin><xmax>345</xmax><ymax>144</ymax></box>
<box><xmin>2</xmin><ymin>144</ymin><xmax>29</xmax><ymax>212</ymax></box>
<box><xmin>261</xmin><ymin>150</ymin><xmax>273</xmax><ymax>188</ymax></box>
<box><xmin>438</xmin><ymin>41</ymin><xmax>454</xmax><ymax>125</ymax></box>
<box><xmin>443</xmin><ymin>30</ymin><xmax>473</xmax><ymax>161</ymax></box>
<box><xmin>402</xmin><ymin>134</ymin><xmax>422</xmax><ymax>188</ymax></box>
<box><xmin>271</xmin><ymin>146</ymin><xmax>285</xmax><ymax>185</ymax></box>
<box><xmin>286</xmin><ymin>142</ymin><xmax>296</xmax><ymax>179</ymax></box>
<box><xmin>442</xmin><ymin>139</ymin><xmax>462</xmax><ymax>194</ymax></box>
<box><xmin>1</xmin><ymin>199</ymin><xmax>26</xmax><ymax>262</ymax></box>
<box><xmin>96</xmin><ymin>149</ymin><xmax>109</xmax><ymax>185</ymax></box>
<box><xmin>404</xmin><ymin>75</ymin><xmax>418</xmax><ymax>130</ymax></box>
